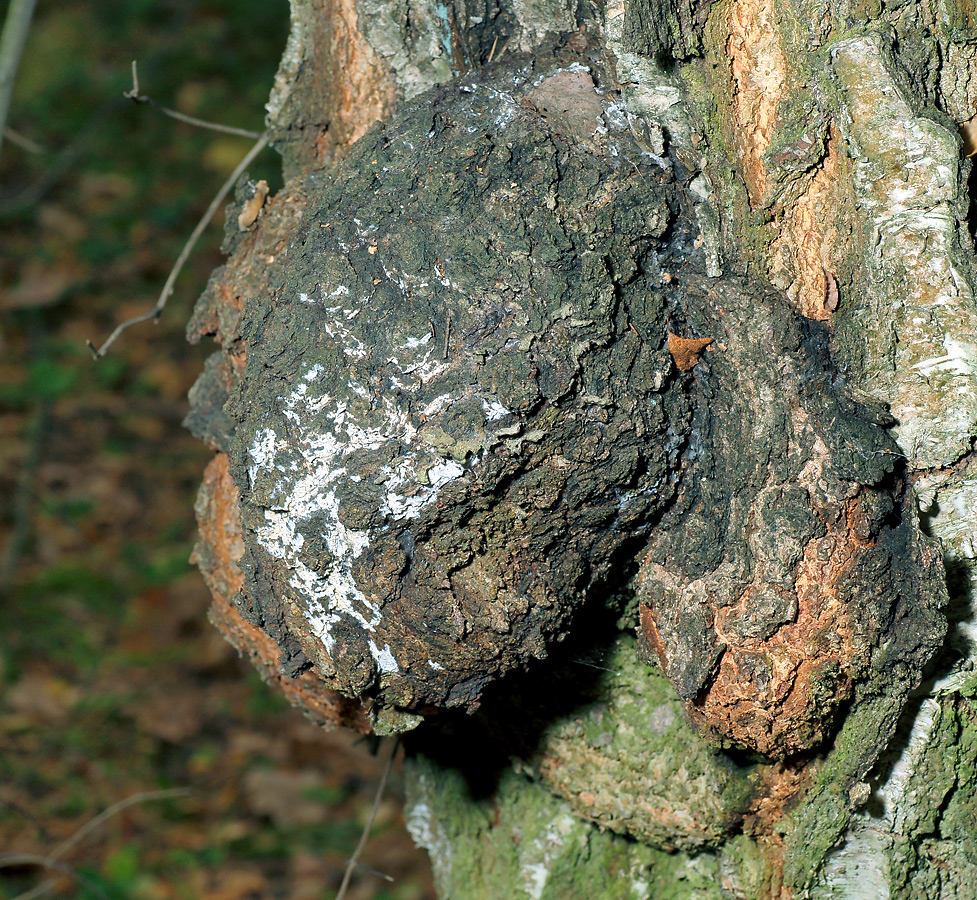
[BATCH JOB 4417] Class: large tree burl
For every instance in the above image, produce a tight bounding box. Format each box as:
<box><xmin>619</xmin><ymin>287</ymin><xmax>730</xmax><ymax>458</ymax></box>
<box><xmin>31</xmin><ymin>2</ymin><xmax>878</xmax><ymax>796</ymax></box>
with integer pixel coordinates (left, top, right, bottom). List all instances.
<box><xmin>187</xmin><ymin>45</ymin><xmax>946</xmax><ymax>755</ymax></box>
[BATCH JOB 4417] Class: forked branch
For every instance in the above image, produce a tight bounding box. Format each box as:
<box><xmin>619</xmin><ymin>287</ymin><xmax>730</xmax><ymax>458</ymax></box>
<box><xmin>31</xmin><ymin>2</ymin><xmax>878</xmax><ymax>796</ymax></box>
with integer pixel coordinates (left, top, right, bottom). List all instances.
<box><xmin>123</xmin><ymin>60</ymin><xmax>263</xmax><ymax>140</ymax></box>
<box><xmin>88</xmin><ymin>130</ymin><xmax>269</xmax><ymax>358</ymax></box>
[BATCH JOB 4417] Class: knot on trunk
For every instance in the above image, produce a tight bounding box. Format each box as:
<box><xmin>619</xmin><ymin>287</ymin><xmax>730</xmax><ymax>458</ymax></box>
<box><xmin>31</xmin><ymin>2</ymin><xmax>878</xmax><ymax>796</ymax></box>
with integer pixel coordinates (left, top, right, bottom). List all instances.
<box><xmin>187</xmin><ymin>45</ymin><xmax>946</xmax><ymax>757</ymax></box>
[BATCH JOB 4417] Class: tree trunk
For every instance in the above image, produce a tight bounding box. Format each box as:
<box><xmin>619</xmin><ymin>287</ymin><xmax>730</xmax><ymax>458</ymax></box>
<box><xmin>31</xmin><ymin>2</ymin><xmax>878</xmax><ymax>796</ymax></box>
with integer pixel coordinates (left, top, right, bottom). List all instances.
<box><xmin>185</xmin><ymin>0</ymin><xmax>977</xmax><ymax>896</ymax></box>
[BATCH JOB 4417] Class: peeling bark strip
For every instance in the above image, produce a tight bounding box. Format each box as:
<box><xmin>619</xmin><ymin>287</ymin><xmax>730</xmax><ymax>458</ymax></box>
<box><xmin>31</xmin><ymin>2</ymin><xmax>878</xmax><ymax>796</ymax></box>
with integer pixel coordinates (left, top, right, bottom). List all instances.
<box><xmin>830</xmin><ymin>32</ymin><xmax>977</xmax><ymax>471</ymax></box>
<box><xmin>188</xmin><ymin>39</ymin><xmax>945</xmax><ymax>754</ymax></box>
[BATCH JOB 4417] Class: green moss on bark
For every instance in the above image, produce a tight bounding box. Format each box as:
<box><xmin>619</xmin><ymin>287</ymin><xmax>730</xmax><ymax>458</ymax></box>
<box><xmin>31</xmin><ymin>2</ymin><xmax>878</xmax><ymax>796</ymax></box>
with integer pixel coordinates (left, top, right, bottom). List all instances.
<box><xmin>404</xmin><ymin>753</ymin><xmax>726</xmax><ymax>900</ymax></box>
<box><xmin>509</xmin><ymin>635</ymin><xmax>760</xmax><ymax>851</ymax></box>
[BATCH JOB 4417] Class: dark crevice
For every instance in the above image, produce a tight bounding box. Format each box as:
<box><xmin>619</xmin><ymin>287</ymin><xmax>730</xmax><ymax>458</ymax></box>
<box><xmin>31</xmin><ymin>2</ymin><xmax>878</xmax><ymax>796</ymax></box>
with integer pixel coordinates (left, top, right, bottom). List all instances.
<box><xmin>967</xmin><ymin>152</ymin><xmax>977</xmax><ymax>246</ymax></box>
<box><xmin>403</xmin><ymin>563</ymin><xmax>638</xmax><ymax>797</ymax></box>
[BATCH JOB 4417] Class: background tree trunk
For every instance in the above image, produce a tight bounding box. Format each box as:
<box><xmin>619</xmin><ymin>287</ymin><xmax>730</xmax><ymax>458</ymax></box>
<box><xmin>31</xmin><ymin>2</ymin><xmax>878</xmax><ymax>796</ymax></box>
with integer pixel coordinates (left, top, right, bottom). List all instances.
<box><xmin>187</xmin><ymin>0</ymin><xmax>977</xmax><ymax>896</ymax></box>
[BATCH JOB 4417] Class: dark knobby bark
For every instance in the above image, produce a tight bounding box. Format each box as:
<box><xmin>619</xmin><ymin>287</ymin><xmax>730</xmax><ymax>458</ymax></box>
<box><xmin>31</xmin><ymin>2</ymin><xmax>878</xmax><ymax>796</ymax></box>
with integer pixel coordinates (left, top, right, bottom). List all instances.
<box><xmin>187</xmin><ymin>36</ymin><xmax>945</xmax><ymax>749</ymax></box>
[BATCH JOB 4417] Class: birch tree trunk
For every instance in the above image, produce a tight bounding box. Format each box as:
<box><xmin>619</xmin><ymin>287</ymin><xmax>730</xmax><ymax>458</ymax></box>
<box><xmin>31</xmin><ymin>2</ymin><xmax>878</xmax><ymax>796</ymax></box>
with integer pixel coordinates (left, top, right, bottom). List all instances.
<box><xmin>186</xmin><ymin>0</ymin><xmax>977</xmax><ymax>896</ymax></box>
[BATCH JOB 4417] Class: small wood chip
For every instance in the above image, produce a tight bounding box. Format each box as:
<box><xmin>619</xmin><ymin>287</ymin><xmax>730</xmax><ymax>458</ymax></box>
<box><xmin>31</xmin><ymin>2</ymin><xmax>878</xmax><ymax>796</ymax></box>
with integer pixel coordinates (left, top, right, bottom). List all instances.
<box><xmin>824</xmin><ymin>268</ymin><xmax>839</xmax><ymax>312</ymax></box>
<box><xmin>237</xmin><ymin>180</ymin><xmax>270</xmax><ymax>231</ymax></box>
<box><xmin>961</xmin><ymin>117</ymin><xmax>977</xmax><ymax>158</ymax></box>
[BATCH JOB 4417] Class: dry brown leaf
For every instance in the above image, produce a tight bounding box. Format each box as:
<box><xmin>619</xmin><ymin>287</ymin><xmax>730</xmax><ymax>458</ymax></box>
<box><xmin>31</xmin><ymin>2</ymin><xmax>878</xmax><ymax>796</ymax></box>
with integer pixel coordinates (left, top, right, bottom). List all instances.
<box><xmin>824</xmin><ymin>268</ymin><xmax>840</xmax><ymax>312</ymax></box>
<box><xmin>0</xmin><ymin>260</ymin><xmax>78</xmax><ymax>310</ymax></box>
<box><xmin>667</xmin><ymin>332</ymin><xmax>713</xmax><ymax>372</ymax></box>
<box><xmin>203</xmin><ymin>867</ymin><xmax>269</xmax><ymax>900</ymax></box>
<box><xmin>78</xmin><ymin>172</ymin><xmax>136</xmax><ymax>208</ymax></box>
<box><xmin>5</xmin><ymin>675</ymin><xmax>80</xmax><ymax>722</ymax></box>
<box><xmin>242</xmin><ymin>769</ymin><xmax>330</xmax><ymax>828</ymax></box>
<box><xmin>135</xmin><ymin>682</ymin><xmax>206</xmax><ymax>743</ymax></box>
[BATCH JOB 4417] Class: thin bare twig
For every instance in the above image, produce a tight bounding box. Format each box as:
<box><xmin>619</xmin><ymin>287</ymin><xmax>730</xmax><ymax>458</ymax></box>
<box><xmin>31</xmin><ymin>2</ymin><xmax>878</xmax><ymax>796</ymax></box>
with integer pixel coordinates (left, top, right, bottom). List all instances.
<box><xmin>350</xmin><ymin>861</ymin><xmax>395</xmax><ymax>882</ymax></box>
<box><xmin>2</xmin><ymin>126</ymin><xmax>48</xmax><ymax>154</ymax></box>
<box><xmin>0</xmin><ymin>0</ymin><xmax>38</xmax><ymax>160</ymax></box>
<box><xmin>88</xmin><ymin>130</ymin><xmax>270</xmax><ymax>358</ymax></box>
<box><xmin>0</xmin><ymin>853</ymin><xmax>110</xmax><ymax>900</ymax></box>
<box><xmin>48</xmin><ymin>788</ymin><xmax>191</xmax><ymax>862</ymax></box>
<box><xmin>0</xmin><ymin>788</ymin><xmax>189</xmax><ymax>900</ymax></box>
<box><xmin>1</xmin><ymin>6</ymin><xmax>199</xmax><ymax>217</ymax></box>
<box><xmin>335</xmin><ymin>737</ymin><xmax>400</xmax><ymax>900</ymax></box>
<box><xmin>0</xmin><ymin>100</ymin><xmax>108</xmax><ymax>218</ymax></box>
<box><xmin>125</xmin><ymin>61</ymin><xmax>263</xmax><ymax>139</ymax></box>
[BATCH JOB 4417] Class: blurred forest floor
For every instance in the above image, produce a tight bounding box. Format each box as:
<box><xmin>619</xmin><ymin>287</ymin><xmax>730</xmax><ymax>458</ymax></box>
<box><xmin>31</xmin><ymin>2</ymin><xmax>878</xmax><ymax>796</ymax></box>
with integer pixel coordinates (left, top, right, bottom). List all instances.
<box><xmin>0</xmin><ymin>2</ymin><xmax>434</xmax><ymax>899</ymax></box>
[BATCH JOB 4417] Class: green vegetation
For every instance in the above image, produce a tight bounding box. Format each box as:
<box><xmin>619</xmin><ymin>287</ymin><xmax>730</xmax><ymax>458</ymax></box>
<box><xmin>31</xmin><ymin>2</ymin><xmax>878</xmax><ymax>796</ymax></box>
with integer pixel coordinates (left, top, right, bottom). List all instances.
<box><xmin>0</xmin><ymin>3</ymin><xmax>433</xmax><ymax>898</ymax></box>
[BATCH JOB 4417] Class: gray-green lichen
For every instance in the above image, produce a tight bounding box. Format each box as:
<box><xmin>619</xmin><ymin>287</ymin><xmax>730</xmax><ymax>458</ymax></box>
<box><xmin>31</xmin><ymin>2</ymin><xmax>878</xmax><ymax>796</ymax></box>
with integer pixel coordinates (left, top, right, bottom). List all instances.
<box><xmin>505</xmin><ymin>634</ymin><xmax>759</xmax><ymax>851</ymax></box>
<box><xmin>603</xmin><ymin>0</ymin><xmax>724</xmax><ymax>277</ymax></box>
<box><xmin>355</xmin><ymin>0</ymin><xmax>580</xmax><ymax>101</ymax></box>
<box><xmin>619</xmin><ymin>0</ymin><xmax>715</xmax><ymax>61</ymax></box>
<box><xmin>939</xmin><ymin>39</ymin><xmax>977</xmax><ymax>124</ymax></box>
<box><xmin>356</xmin><ymin>0</ymin><xmax>455</xmax><ymax>98</ymax></box>
<box><xmin>265</xmin><ymin>0</ymin><xmax>305</xmax><ymax>128</ymax></box>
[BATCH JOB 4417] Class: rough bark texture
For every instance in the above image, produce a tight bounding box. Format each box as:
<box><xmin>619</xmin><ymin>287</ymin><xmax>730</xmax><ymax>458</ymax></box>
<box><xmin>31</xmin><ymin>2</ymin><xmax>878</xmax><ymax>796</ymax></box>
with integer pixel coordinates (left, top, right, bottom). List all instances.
<box><xmin>636</xmin><ymin>274</ymin><xmax>946</xmax><ymax>759</ymax></box>
<box><xmin>186</xmin><ymin>0</ymin><xmax>977</xmax><ymax>895</ymax></box>
<box><xmin>224</xmin><ymin>46</ymin><xmax>680</xmax><ymax>723</ymax></box>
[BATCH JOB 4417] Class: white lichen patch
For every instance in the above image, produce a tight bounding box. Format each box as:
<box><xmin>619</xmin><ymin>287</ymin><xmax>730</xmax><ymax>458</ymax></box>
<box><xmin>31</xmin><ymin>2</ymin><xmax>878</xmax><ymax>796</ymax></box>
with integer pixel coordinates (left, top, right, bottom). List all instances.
<box><xmin>405</xmin><ymin>773</ymin><xmax>454</xmax><ymax>893</ymax></box>
<box><xmin>518</xmin><ymin>811</ymin><xmax>577</xmax><ymax>900</ymax></box>
<box><xmin>489</xmin><ymin>86</ymin><xmax>520</xmax><ymax>132</ymax></box>
<box><xmin>614</xmin><ymin>475</ymin><xmax>666</xmax><ymax>519</ymax></box>
<box><xmin>813</xmin><ymin>825</ymin><xmax>892</xmax><ymax>900</ymax></box>
<box><xmin>421</xmin><ymin>392</ymin><xmax>456</xmax><ymax>417</ymax></box>
<box><xmin>247</xmin><ymin>342</ymin><xmax>472</xmax><ymax>666</ymax></box>
<box><xmin>379</xmin><ymin>456</ymin><xmax>465</xmax><ymax>520</ymax></box>
<box><xmin>256</xmin><ymin>495</ymin><xmax>378</xmax><ymax>656</ymax></box>
<box><xmin>629</xmin><ymin>877</ymin><xmax>651</xmax><ymax>900</ymax></box>
<box><xmin>482</xmin><ymin>398</ymin><xmax>511</xmax><ymax>422</ymax></box>
<box><xmin>400</xmin><ymin>332</ymin><xmax>433</xmax><ymax>350</ymax></box>
<box><xmin>247</xmin><ymin>427</ymin><xmax>283</xmax><ymax>488</ymax></box>
<box><xmin>369</xmin><ymin>640</ymin><xmax>400</xmax><ymax>674</ymax></box>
